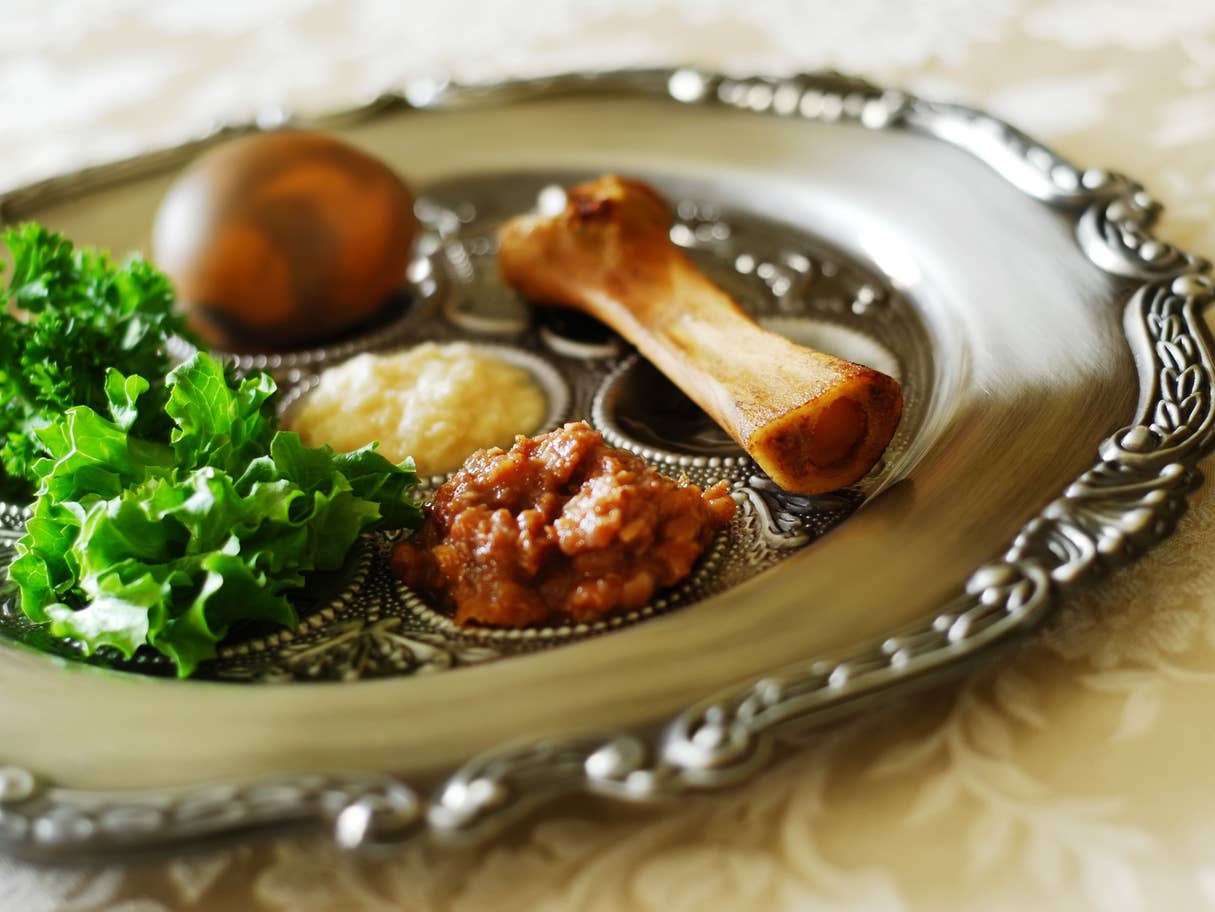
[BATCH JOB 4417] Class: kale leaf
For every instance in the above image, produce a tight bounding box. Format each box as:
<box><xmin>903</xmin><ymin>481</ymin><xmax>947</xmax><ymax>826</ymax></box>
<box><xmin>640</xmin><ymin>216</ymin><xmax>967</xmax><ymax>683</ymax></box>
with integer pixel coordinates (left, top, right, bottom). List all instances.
<box><xmin>8</xmin><ymin>353</ymin><xmax>423</xmax><ymax>677</ymax></box>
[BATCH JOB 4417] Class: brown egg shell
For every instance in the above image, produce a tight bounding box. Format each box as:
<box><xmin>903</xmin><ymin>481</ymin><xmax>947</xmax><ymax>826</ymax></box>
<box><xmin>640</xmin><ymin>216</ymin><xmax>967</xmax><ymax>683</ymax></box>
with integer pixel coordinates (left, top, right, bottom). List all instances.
<box><xmin>153</xmin><ymin>130</ymin><xmax>417</xmax><ymax>353</ymax></box>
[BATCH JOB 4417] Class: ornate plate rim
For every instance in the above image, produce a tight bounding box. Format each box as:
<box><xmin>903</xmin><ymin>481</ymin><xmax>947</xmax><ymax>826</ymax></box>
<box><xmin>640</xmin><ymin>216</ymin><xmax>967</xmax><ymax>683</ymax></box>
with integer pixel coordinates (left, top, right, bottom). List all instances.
<box><xmin>0</xmin><ymin>66</ymin><xmax>1212</xmax><ymax>859</ymax></box>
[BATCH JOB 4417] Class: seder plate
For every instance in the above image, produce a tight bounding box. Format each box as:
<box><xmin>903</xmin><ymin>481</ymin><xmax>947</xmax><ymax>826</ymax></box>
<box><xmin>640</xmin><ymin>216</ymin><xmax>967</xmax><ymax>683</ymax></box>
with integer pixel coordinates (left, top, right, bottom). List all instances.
<box><xmin>0</xmin><ymin>68</ymin><xmax>1211</xmax><ymax>859</ymax></box>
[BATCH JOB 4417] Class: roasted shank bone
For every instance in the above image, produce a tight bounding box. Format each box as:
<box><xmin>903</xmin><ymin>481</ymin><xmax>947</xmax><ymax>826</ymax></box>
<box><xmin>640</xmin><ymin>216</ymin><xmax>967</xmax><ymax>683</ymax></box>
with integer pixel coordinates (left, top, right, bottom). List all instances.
<box><xmin>498</xmin><ymin>176</ymin><xmax>904</xmax><ymax>495</ymax></box>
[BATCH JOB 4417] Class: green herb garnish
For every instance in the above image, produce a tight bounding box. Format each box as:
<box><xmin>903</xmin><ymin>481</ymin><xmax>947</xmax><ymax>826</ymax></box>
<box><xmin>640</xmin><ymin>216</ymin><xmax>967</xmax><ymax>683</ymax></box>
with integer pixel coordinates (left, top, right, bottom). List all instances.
<box><xmin>0</xmin><ymin>224</ymin><xmax>192</xmax><ymax>500</ymax></box>
<box><xmin>0</xmin><ymin>224</ymin><xmax>423</xmax><ymax>676</ymax></box>
<box><xmin>9</xmin><ymin>353</ymin><xmax>422</xmax><ymax>676</ymax></box>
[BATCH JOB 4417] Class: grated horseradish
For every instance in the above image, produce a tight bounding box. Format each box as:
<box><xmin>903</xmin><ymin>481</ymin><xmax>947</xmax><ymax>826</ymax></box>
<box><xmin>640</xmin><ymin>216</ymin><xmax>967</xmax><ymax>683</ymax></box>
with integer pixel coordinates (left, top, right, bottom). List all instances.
<box><xmin>292</xmin><ymin>342</ymin><xmax>547</xmax><ymax>476</ymax></box>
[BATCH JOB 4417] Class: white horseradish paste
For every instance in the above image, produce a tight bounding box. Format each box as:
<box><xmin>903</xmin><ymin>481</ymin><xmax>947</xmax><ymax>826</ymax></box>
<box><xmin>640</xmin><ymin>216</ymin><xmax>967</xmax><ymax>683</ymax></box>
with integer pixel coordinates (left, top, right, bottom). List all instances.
<box><xmin>292</xmin><ymin>342</ymin><xmax>547</xmax><ymax>476</ymax></box>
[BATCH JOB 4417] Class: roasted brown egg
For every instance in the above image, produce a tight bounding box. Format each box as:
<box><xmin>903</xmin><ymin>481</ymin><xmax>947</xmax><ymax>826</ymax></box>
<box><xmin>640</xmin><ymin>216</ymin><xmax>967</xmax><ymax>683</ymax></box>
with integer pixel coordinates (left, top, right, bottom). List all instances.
<box><xmin>153</xmin><ymin>131</ymin><xmax>416</xmax><ymax>352</ymax></box>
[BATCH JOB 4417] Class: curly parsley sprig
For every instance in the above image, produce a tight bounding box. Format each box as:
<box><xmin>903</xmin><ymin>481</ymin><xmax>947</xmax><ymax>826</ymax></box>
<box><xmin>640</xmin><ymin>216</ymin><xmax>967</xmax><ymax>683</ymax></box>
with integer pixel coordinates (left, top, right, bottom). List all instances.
<box><xmin>0</xmin><ymin>224</ymin><xmax>193</xmax><ymax>499</ymax></box>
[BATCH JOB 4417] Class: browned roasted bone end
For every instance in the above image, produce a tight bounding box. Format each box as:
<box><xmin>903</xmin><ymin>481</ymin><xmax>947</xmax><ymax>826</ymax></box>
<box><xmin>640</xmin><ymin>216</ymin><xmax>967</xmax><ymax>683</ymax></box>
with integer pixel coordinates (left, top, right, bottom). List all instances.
<box><xmin>499</xmin><ymin>175</ymin><xmax>904</xmax><ymax>494</ymax></box>
<box><xmin>499</xmin><ymin>175</ymin><xmax>674</xmax><ymax>307</ymax></box>
<box><xmin>749</xmin><ymin>372</ymin><xmax>903</xmax><ymax>493</ymax></box>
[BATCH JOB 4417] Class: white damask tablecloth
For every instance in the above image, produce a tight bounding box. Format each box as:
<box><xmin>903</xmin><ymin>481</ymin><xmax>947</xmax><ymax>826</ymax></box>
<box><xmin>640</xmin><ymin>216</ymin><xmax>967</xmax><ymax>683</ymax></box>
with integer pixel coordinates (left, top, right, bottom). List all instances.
<box><xmin>3</xmin><ymin>1</ymin><xmax>1215</xmax><ymax>909</ymax></box>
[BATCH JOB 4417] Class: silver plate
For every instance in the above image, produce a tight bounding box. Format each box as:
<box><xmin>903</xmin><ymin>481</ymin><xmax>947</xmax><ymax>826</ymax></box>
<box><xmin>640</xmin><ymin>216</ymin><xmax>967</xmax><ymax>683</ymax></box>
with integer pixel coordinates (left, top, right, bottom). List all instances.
<box><xmin>0</xmin><ymin>68</ymin><xmax>1211</xmax><ymax>860</ymax></box>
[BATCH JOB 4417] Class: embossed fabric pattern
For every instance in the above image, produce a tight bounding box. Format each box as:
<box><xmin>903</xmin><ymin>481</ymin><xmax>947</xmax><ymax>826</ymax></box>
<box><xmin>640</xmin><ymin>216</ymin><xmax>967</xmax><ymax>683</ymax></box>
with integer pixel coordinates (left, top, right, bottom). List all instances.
<box><xmin>2</xmin><ymin>1</ymin><xmax>1215</xmax><ymax>910</ymax></box>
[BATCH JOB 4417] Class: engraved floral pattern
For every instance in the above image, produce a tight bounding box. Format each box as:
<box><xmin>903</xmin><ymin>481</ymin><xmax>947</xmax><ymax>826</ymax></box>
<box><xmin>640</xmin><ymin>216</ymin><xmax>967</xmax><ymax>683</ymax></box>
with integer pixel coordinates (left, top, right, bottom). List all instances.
<box><xmin>2</xmin><ymin>2</ymin><xmax>1215</xmax><ymax>911</ymax></box>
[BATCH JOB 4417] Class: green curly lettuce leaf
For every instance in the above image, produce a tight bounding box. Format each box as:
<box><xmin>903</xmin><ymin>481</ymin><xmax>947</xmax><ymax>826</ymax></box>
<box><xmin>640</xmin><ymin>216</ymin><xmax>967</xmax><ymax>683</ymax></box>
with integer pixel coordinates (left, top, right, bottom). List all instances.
<box><xmin>8</xmin><ymin>352</ymin><xmax>422</xmax><ymax>677</ymax></box>
<box><xmin>0</xmin><ymin>223</ymin><xmax>194</xmax><ymax>500</ymax></box>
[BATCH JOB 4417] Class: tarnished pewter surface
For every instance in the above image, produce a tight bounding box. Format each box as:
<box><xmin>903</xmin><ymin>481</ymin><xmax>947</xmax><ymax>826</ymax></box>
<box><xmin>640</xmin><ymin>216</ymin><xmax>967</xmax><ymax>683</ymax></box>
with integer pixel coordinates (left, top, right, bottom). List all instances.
<box><xmin>0</xmin><ymin>67</ymin><xmax>1209</xmax><ymax>859</ymax></box>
